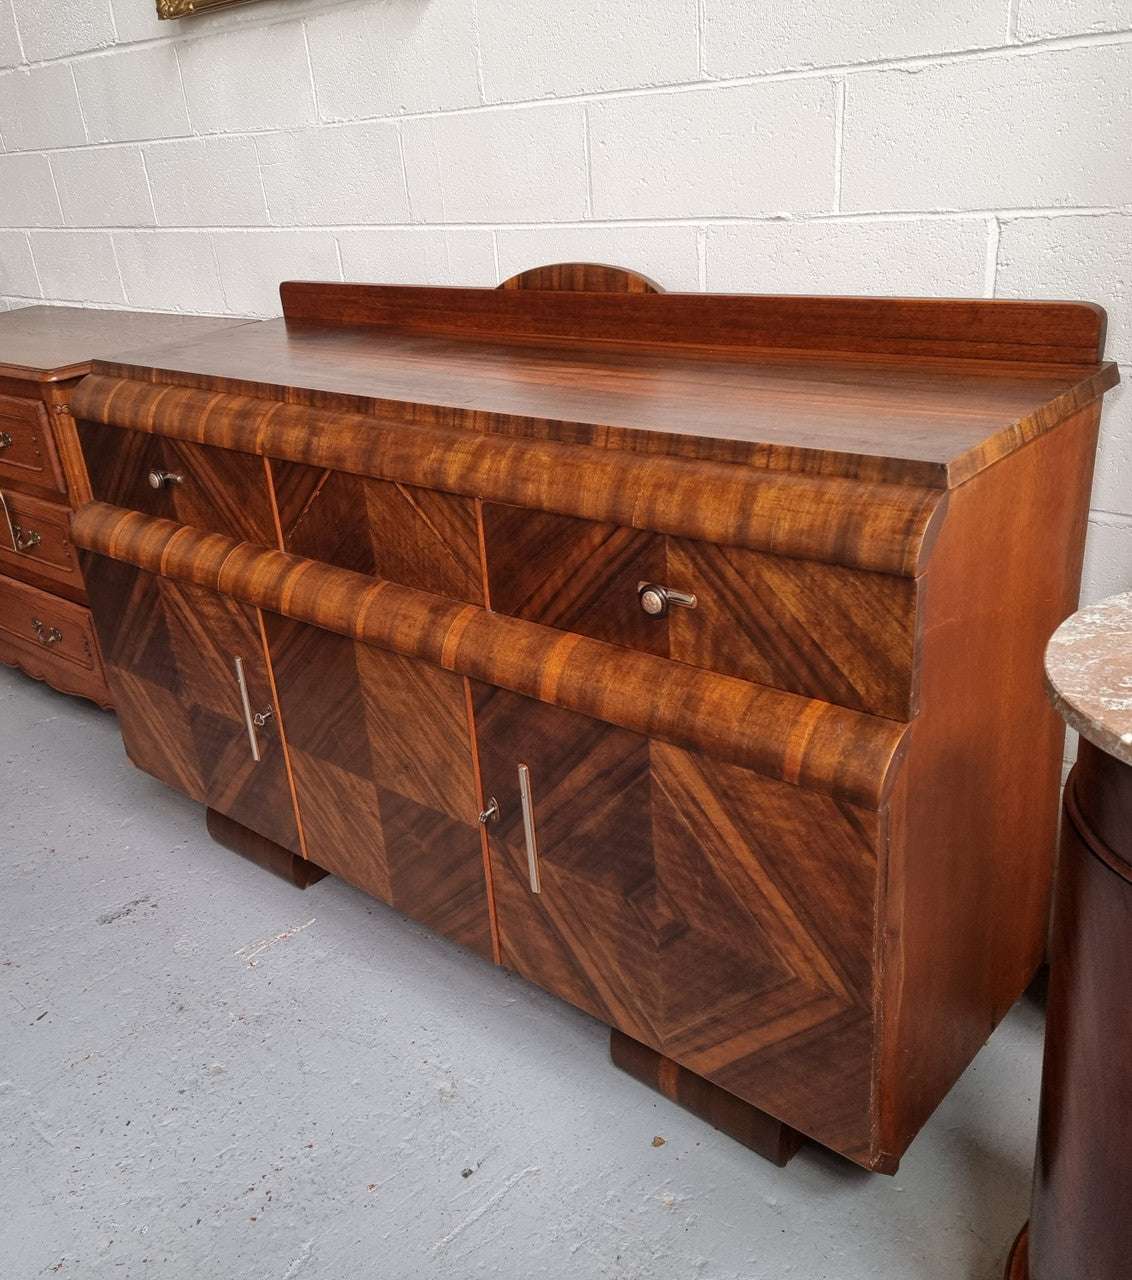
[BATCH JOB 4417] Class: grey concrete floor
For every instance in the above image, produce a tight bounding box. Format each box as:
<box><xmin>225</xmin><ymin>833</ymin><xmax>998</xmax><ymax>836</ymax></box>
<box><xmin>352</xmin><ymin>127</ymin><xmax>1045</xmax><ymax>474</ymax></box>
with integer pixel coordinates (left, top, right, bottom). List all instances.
<box><xmin>1</xmin><ymin>664</ymin><xmax>1042</xmax><ymax>1280</ymax></box>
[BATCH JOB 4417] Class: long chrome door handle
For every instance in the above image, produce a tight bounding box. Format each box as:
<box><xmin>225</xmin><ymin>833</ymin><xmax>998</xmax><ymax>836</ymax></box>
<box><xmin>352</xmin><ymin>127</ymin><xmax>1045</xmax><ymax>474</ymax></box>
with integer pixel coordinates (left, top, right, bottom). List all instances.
<box><xmin>233</xmin><ymin>656</ymin><xmax>261</xmax><ymax>762</ymax></box>
<box><xmin>517</xmin><ymin>764</ymin><xmax>541</xmax><ymax>894</ymax></box>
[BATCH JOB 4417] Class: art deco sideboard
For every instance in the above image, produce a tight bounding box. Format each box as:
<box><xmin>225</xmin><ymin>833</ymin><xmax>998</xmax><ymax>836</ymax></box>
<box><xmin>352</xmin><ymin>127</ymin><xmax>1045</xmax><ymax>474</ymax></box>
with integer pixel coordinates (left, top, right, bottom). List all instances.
<box><xmin>0</xmin><ymin>307</ymin><xmax>251</xmax><ymax>705</ymax></box>
<box><xmin>67</xmin><ymin>265</ymin><xmax>1118</xmax><ymax>1172</ymax></box>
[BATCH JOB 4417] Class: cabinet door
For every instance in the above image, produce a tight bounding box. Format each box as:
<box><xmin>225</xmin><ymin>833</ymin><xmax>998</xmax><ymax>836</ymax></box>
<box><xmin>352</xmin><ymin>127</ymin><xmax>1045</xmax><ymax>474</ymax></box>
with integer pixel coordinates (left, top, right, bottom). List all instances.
<box><xmin>472</xmin><ymin>684</ymin><xmax>659</xmax><ymax>1044</ymax></box>
<box><xmin>263</xmin><ymin>615</ymin><xmax>493</xmax><ymax>960</ymax></box>
<box><xmin>473</xmin><ymin>685</ymin><xmax>881</xmax><ymax>1161</ymax></box>
<box><xmin>81</xmin><ymin>554</ymin><xmax>300</xmax><ymax>851</ymax></box>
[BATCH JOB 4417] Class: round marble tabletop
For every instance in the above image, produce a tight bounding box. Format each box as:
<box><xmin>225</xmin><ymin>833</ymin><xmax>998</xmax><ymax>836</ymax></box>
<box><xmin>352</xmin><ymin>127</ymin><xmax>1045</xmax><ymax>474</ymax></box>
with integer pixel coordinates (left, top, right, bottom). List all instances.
<box><xmin>1045</xmin><ymin>590</ymin><xmax>1132</xmax><ymax>767</ymax></box>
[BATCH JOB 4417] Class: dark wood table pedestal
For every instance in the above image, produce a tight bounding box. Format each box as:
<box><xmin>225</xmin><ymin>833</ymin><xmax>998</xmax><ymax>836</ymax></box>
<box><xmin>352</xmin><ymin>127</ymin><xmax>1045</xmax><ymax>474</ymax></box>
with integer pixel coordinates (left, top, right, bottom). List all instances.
<box><xmin>1008</xmin><ymin>737</ymin><xmax>1132</xmax><ymax>1279</ymax></box>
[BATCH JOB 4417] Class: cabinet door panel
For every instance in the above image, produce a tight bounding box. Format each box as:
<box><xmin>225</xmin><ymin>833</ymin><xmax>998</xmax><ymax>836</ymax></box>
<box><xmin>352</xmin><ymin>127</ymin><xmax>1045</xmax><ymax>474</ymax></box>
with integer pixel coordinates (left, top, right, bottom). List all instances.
<box><xmin>473</xmin><ymin>684</ymin><xmax>660</xmax><ymax>1043</ymax></box>
<box><xmin>81</xmin><ymin>553</ymin><xmax>300</xmax><ymax>851</ymax></box>
<box><xmin>264</xmin><ymin>615</ymin><xmax>492</xmax><ymax>959</ymax></box>
<box><xmin>473</xmin><ymin>686</ymin><xmax>881</xmax><ymax>1161</ymax></box>
<box><xmin>649</xmin><ymin>742</ymin><xmax>878</xmax><ymax>1161</ymax></box>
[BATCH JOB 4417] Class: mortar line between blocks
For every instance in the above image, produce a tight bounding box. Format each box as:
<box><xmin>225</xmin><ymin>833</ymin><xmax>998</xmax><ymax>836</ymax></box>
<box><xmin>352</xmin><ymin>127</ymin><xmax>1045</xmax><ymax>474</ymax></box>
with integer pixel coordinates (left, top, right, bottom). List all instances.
<box><xmin>5</xmin><ymin>28</ymin><xmax>1132</xmax><ymax>115</ymax></box>
<box><xmin>581</xmin><ymin>108</ymin><xmax>594</xmax><ymax>222</ymax></box>
<box><xmin>833</xmin><ymin>80</ymin><xmax>846</xmax><ymax>214</ymax></box>
<box><xmin>983</xmin><ymin>216</ymin><xmax>1001</xmax><ymax>298</ymax></box>
<box><xmin>9</xmin><ymin>207</ymin><xmax>1127</xmax><ymax>235</ymax></box>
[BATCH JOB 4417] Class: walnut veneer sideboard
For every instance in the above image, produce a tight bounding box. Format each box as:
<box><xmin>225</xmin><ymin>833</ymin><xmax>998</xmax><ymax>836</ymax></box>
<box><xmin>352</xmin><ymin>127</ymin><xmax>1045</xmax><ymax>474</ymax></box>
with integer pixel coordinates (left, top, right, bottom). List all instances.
<box><xmin>67</xmin><ymin>265</ymin><xmax>1119</xmax><ymax>1173</ymax></box>
<box><xmin>0</xmin><ymin>307</ymin><xmax>252</xmax><ymax>705</ymax></box>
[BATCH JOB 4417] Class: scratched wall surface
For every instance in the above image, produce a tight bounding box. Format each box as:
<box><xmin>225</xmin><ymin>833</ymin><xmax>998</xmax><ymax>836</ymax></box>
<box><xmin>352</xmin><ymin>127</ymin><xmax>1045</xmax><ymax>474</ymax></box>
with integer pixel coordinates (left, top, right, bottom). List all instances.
<box><xmin>0</xmin><ymin>659</ymin><xmax>1043</xmax><ymax>1278</ymax></box>
<box><xmin>0</xmin><ymin>0</ymin><xmax>1128</xmax><ymax>605</ymax></box>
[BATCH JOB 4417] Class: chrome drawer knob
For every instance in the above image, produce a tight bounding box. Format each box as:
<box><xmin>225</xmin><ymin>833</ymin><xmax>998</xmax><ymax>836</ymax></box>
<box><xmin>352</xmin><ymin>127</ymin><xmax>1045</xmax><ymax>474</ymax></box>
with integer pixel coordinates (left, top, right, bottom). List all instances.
<box><xmin>638</xmin><ymin>582</ymin><xmax>697</xmax><ymax>618</ymax></box>
<box><xmin>0</xmin><ymin>431</ymin><xmax>11</xmax><ymax>452</ymax></box>
<box><xmin>31</xmin><ymin>618</ymin><xmax>62</xmax><ymax>646</ymax></box>
<box><xmin>147</xmin><ymin>470</ymin><xmax>183</xmax><ymax>490</ymax></box>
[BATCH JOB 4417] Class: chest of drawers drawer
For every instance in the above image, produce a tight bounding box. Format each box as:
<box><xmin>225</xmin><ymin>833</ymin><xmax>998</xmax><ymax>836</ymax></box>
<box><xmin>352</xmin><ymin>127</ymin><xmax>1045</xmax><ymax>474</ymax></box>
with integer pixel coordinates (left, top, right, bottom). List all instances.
<box><xmin>0</xmin><ymin>571</ymin><xmax>108</xmax><ymax>705</ymax></box>
<box><xmin>0</xmin><ymin>488</ymin><xmax>81</xmax><ymax>594</ymax></box>
<box><xmin>0</xmin><ymin>394</ymin><xmax>66</xmax><ymax>497</ymax></box>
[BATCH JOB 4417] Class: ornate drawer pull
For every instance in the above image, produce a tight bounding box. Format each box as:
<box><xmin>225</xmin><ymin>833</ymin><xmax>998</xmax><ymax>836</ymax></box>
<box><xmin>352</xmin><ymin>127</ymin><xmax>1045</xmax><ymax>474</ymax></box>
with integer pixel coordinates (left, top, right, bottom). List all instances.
<box><xmin>637</xmin><ymin>581</ymin><xmax>697</xmax><ymax>618</ymax></box>
<box><xmin>12</xmin><ymin>524</ymin><xmax>41</xmax><ymax>553</ymax></box>
<box><xmin>0</xmin><ymin>431</ymin><xmax>12</xmax><ymax>452</ymax></box>
<box><xmin>31</xmin><ymin>618</ymin><xmax>62</xmax><ymax>646</ymax></box>
<box><xmin>147</xmin><ymin>470</ymin><xmax>183</xmax><ymax>490</ymax></box>
<box><xmin>517</xmin><ymin>764</ymin><xmax>541</xmax><ymax>894</ymax></box>
<box><xmin>477</xmin><ymin>797</ymin><xmax>499</xmax><ymax>825</ymax></box>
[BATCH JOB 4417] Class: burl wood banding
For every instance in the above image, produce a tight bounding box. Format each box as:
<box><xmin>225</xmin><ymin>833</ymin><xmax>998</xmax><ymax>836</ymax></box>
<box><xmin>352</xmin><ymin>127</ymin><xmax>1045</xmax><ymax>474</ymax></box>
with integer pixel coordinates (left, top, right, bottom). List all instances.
<box><xmin>69</xmin><ymin>268</ymin><xmax>1117</xmax><ymax>1173</ymax></box>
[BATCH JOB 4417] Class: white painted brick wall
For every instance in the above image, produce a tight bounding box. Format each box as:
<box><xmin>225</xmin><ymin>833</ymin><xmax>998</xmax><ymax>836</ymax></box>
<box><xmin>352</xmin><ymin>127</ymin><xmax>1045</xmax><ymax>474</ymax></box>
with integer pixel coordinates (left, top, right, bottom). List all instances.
<box><xmin>0</xmin><ymin>0</ymin><xmax>1126</xmax><ymax>600</ymax></box>
<box><xmin>51</xmin><ymin>144</ymin><xmax>155</xmax><ymax>227</ymax></box>
<box><xmin>0</xmin><ymin>64</ymin><xmax>85</xmax><ymax>151</ymax></box>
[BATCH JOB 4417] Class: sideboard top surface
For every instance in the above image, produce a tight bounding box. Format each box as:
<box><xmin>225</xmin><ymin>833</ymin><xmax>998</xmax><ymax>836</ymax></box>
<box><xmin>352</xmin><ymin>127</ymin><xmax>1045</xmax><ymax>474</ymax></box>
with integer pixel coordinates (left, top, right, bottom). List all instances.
<box><xmin>89</xmin><ymin>283</ymin><xmax>1118</xmax><ymax>489</ymax></box>
<box><xmin>0</xmin><ymin>306</ymin><xmax>254</xmax><ymax>382</ymax></box>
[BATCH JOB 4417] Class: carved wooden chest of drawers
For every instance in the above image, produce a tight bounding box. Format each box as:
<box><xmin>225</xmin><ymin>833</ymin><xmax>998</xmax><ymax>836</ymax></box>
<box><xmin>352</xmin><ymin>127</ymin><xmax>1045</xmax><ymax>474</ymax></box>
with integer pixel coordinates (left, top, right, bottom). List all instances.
<box><xmin>0</xmin><ymin>307</ymin><xmax>252</xmax><ymax>705</ymax></box>
<box><xmin>69</xmin><ymin>266</ymin><xmax>1118</xmax><ymax>1172</ymax></box>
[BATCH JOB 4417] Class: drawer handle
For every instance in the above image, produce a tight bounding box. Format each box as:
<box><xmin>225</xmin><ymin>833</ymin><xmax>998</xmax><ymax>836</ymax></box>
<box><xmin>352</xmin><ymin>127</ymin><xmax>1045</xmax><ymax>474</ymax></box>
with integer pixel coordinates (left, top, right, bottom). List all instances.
<box><xmin>0</xmin><ymin>431</ymin><xmax>11</xmax><ymax>452</ymax></box>
<box><xmin>31</xmin><ymin>618</ymin><xmax>62</xmax><ymax>646</ymax></box>
<box><xmin>638</xmin><ymin>582</ymin><xmax>697</xmax><ymax>618</ymax></box>
<box><xmin>233</xmin><ymin>656</ymin><xmax>262</xmax><ymax>762</ymax></box>
<box><xmin>12</xmin><ymin>524</ymin><xmax>41</xmax><ymax>553</ymax></box>
<box><xmin>517</xmin><ymin>764</ymin><xmax>541</xmax><ymax>894</ymax></box>
<box><xmin>478</xmin><ymin>797</ymin><xmax>499</xmax><ymax>825</ymax></box>
<box><xmin>148</xmin><ymin>470</ymin><xmax>183</xmax><ymax>490</ymax></box>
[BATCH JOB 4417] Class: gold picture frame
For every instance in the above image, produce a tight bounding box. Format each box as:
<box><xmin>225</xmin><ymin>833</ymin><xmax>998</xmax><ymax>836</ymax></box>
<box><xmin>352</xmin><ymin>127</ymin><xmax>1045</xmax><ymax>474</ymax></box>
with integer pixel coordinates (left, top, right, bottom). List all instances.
<box><xmin>157</xmin><ymin>0</ymin><xmax>262</xmax><ymax>18</ymax></box>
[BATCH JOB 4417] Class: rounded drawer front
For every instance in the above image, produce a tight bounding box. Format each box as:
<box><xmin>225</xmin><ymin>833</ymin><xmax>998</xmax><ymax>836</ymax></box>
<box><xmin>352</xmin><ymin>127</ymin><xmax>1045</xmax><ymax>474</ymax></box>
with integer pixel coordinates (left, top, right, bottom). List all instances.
<box><xmin>77</xmin><ymin>420</ymin><xmax>278</xmax><ymax>548</ymax></box>
<box><xmin>481</xmin><ymin>503</ymin><xmax>922</xmax><ymax>721</ymax></box>
<box><xmin>0</xmin><ymin>394</ymin><xmax>66</xmax><ymax>497</ymax></box>
<box><xmin>0</xmin><ymin>488</ymin><xmax>79</xmax><ymax>589</ymax></box>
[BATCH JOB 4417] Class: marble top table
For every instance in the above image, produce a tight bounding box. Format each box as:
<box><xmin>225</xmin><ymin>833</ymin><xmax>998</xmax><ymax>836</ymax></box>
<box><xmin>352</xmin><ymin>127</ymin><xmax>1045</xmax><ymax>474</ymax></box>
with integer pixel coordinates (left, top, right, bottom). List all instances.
<box><xmin>1045</xmin><ymin>589</ymin><xmax>1132</xmax><ymax>766</ymax></box>
<box><xmin>1008</xmin><ymin>589</ymin><xmax>1132</xmax><ymax>1280</ymax></box>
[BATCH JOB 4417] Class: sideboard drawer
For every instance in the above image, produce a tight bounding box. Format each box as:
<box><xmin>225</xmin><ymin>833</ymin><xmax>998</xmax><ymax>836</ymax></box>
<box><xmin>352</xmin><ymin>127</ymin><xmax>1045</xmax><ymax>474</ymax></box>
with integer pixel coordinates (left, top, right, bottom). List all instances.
<box><xmin>271</xmin><ymin>461</ymin><xmax>484</xmax><ymax>604</ymax></box>
<box><xmin>0</xmin><ymin>488</ymin><xmax>80</xmax><ymax>589</ymax></box>
<box><xmin>0</xmin><ymin>394</ymin><xmax>66</xmax><ymax>497</ymax></box>
<box><xmin>482</xmin><ymin>503</ymin><xmax>921</xmax><ymax>720</ymax></box>
<box><xmin>78</xmin><ymin>420</ymin><xmax>278</xmax><ymax>547</ymax></box>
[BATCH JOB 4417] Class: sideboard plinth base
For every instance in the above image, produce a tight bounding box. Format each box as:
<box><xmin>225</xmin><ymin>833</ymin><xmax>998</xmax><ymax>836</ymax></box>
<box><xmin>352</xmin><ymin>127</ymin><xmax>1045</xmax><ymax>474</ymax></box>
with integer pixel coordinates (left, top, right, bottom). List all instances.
<box><xmin>206</xmin><ymin>808</ymin><xmax>329</xmax><ymax>889</ymax></box>
<box><xmin>610</xmin><ymin>1027</ymin><xmax>803</xmax><ymax>1166</ymax></box>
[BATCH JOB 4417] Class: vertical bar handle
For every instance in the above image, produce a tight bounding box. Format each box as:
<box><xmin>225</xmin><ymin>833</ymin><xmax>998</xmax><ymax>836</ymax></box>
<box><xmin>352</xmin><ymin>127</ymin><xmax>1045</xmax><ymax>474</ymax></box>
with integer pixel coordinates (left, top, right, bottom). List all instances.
<box><xmin>517</xmin><ymin>763</ymin><xmax>541</xmax><ymax>895</ymax></box>
<box><xmin>233</xmin><ymin>656</ymin><xmax>261</xmax><ymax>762</ymax></box>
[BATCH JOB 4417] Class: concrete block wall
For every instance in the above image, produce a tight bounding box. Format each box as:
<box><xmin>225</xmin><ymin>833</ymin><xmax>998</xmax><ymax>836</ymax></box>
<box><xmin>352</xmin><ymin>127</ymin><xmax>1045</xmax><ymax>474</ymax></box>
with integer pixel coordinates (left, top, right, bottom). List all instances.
<box><xmin>0</xmin><ymin>0</ymin><xmax>1128</xmax><ymax>603</ymax></box>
